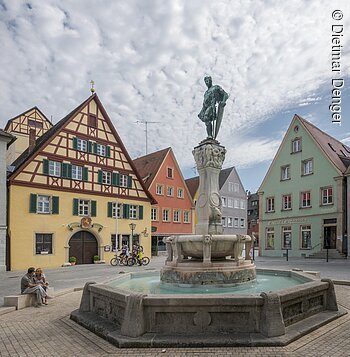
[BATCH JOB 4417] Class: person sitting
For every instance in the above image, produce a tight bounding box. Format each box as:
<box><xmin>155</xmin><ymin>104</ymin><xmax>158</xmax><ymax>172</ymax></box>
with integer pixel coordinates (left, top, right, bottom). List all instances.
<box><xmin>21</xmin><ymin>267</ymin><xmax>52</xmax><ymax>307</ymax></box>
<box><xmin>34</xmin><ymin>268</ymin><xmax>49</xmax><ymax>304</ymax></box>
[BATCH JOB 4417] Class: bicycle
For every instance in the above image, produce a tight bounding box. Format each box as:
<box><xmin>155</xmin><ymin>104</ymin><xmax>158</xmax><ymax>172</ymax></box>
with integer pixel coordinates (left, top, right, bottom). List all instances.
<box><xmin>128</xmin><ymin>255</ymin><xmax>150</xmax><ymax>266</ymax></box>
<box><xmin>110</xmin><ymin>254</ymin><xmax>132</xmax><ymax>266</ymax></box>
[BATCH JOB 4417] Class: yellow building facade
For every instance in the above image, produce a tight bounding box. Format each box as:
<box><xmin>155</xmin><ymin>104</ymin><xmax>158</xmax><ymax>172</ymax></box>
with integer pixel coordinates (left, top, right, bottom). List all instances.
<box><xmin>7</xmin><ymin>94</ymin><xmax>155</xmax><ymax>271</ymax></box>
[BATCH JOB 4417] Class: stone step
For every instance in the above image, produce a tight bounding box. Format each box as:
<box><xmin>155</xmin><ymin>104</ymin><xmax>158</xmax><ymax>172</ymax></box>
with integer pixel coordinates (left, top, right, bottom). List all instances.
<box><xmin>307</xmin><ymin>250</ymin><xmax>346</xmax><ymax>259</ymax></box>
<box><xmin>0</xmin><ymin>306</ymin><xmax>16</xmax><ymax>316</ymax></box>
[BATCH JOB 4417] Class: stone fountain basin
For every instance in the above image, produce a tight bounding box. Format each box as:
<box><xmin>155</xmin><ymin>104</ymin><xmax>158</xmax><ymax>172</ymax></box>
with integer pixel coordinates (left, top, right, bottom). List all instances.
<box><xmin>70</xmin><ymin>269</ymin><xmax>345</xmax><ymax>348</ymax></box>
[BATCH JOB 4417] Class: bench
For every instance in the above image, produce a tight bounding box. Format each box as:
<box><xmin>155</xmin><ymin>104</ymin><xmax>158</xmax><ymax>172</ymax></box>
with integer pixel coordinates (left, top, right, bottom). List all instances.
<box><xmin>4</xmin><ymin>287</ymin><xmax>55</xmax><ymax>310</ymax></box>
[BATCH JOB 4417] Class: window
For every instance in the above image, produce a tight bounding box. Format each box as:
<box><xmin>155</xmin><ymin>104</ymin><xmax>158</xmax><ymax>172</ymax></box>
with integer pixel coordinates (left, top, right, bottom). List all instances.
<box><xmin>111</xmin><ymin>234</ymin><xmax>120</xmax><ymax>252</ymax></box>
<box><xmin>49</xmin><ymin>160</ymin><xmax>61</xmax><ymax>177</ymax></box>
<box><xmin>167</xmin><ymin>167</ymin><xmax>173</xmax><ymax>178</ymax></box>
<box><xmin>163</xmin><ymin>209</ymin><xmax>170</xmax><ymax>222</ymax></box>
<box><xmin>77</xmin><ymin>138</ymin><xmax>87</xmax><ymax>152</ymax></box>
<box><xmin>282</xmin><ymin>226</ymin><xmax>292</xmax><ymax>249</ymax></box>
<box><xmin>167</xmin><ymin>186</ymin><xmax>174</xmax><ymax>196</ymax></box>
<box><xmin>222</xmin><ymin>216</ymin><xmax>227</xmax><ymax>227</ymax></box>
<box><xmin>302</xmin><ymin>159</ymin><xmax>313</xmax><ymax>175</ymax></box>
<box><xmin>37</xmin><ymin>195</ymin><xmax>50</xmax><ymax>213</ymax></box>
<box><xmin>292</xmin><ymin>138</ymin><xmax>302</xmax><ymax>153</ymax></box>
<box><xmin>28</xmin><ymin>120</ymin><xmax>43</xmax><ymax>129</ymax></box>
<box><xmin>35</xmin><ymin>233</ymin><xmax>53</xmax><ymax>254</ymax></box>
<box><xmin>102</xmin><ymin>171</ymin><xmax>111</xmax><ymax>185</ymax></box>
<box><xmin>183</xmin><ymin>210</ymin><xmax>190</xmax><ymax>223</ymax></box>
<box><xmin>266</xmin><ymin>227</ymin><xmax>275</xmax><ymax>249</ymax></box>
<box><xmin>72</xmin><ymin>165</ymin><xmax>83</xmax><ymax>180</ymax></box>
<box><xmin>240</xmin><ymin>218</ymin><xmax>245</xmax><ymax>228</ymax></box>
<box><xmin>177</xmin><ymin>188</ymin><xmax>184</xmax><ymax>198</ymax></box>
<box><xmin>88</xmin><ymin>114</ymin><xmax>97</xmax><ymax>128</ymax></box>
<box><xmin>79</xmin><ymin>200</ymin><xmax>90</xmax><ymax>216</ymax></box>
<box><xmin>222</xmin><ymin>197</ymin><xmax>227</xmax><ymax>207</ymax></box>
<box><xmin>227</xmin><ymin>198</ymin><xmax>233</xmax><ymax>208</ymax></box>
<box><xmin>234</xmin><ymin>199</ymin><xmax>239</xmax><ymax>208</ymax></box>
<box><xmin>282</xmin><ymin>194</ymin><xmax>292</xmax><ymax>210</ymax></box>
<box><xmin>321</xmin><ymin>187</ymin><xmax>333</xmax><ymax>205</ymax></box>
<box><xmin>281</xmin><ymin>165</ymin><xmax>290</xmax><ymax>180</ymax></box>
<box><xmin>300</xmin><ymin>191</ymin><xmax>311</xmax><ymax>208</ymax></box>
<box><xmin>240</xmin><ymin>199</ymin><xmax>246</xmax><ymax>209</ymax></box>
<box><xmin>111</xmin><ymin>202</ymin><xmax>122</xmax><ymax>218</ymax></box>
<box><xmin>252</xmin><ymin>200</ymin><xmax>258</xmax><ymax>206</ymax></box>
<box><xmin>266</xmin><ymin>197</ymin><xmax>275</xmax><ymax>212</ymax></box>
<box><xmin>151</xmin><ymin>208</ymin><xmax>158</xmax><ymax>221</ymax></box>
<box><xmin>96</xmin><ymin>144</ymin><xmax>106</xmax><ymax>156</ymax></box>
<box><xmin>120</xmin><ymin>174</ymin><xmax>128</xmax><ymax>187</ymax></box>
<box><xmin>173</xmin><ymin>209</ymin><xmax>181</xmax><ymax>223</ymax></box>
<box><xmin>129</xmin><ymin>205</ymin><xmax>138</xmax><ymax>219</ymax></box>
<box><xmin>227</xmin><ymin>217</ymin><xmax>233</xmax><ymax>227</ymax></box>
<box><xmin>234</xmin><ymin>217</ymin><xmax>239</xmax><ymax>227</ymax></box>
<box><xmin>301</xmin><ymin>225</ymin><xmax>312</xmax><ymax>249</ymax></box>
<box><xmin>234</xmin><ymin>183</ymin><xmax>239</xmax><ymax>192</ymax></box>
<box><xmin>228</xmin><ymin>182</ymin><xmax>234</xmax><ymax>192</ymax></box>
<box><xmin>156</xmin><ymin>184</ymin><xmax>164</xmax><ymax>195</ymax></box>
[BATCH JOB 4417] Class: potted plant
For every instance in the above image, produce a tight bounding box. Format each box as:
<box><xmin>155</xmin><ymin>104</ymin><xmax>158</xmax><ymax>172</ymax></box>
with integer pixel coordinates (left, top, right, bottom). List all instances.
<box><xmin>69</xmin><ymin>256</ymin><xmax>77</xmax><ymax>265</ymax></box>
<box><xmin>93</xmin><ymin>255</ymin><xmax>100</xmax><ymax>264</ymax></box>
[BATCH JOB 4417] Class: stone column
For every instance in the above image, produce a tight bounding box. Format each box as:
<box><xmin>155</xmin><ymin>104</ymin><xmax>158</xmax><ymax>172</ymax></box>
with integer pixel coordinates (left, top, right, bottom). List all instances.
<box><xmin>193</xmin><ymin>139</ymin><xmax>226</xmax><ymax>235</ymax></box>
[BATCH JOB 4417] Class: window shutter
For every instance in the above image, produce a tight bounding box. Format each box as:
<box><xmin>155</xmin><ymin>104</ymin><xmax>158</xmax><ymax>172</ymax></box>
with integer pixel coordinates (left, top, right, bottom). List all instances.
<box><xmin>112</xmin><ymin>173</ymin><xmax>117</xmax><ymax>186</ymax></box>
<box><xmin>73</xmin><ymin>137</ymin><xmax>78</xmax><ymax>150</ymax></box>
<box><xmin>98</xmin><ymin>170</ymin><xmax>103</xmax><ymax>184</ymax></box>
<box><xmin>62</xmin><ymin>163</ymin><xmax>68</xmax><ymax>178</ymax></box>
<box><xmin>91</xmin><ymin>200</ymin><xmax>97</xmax><ymax>217</ymax></box>
<box><xmin>73</xmin><ymin>198</ymin><xmax>79</xmax><ymax>216</ymax></box>
<box><xmin>88</xmin><ymin>141</ymin><xmax>93</xmax><ymax>153</ymax></box>
<box><xmin>83</xmin><ymin>167</ymin><xmax>88</xmax><ymax>181</ymax></box>
<box><xmin>106</xmin><ymin>146</ymin><xmax>111</xmax><ymax>158</ymax></box>
<box><xmin>52</xmin><ymin>196</ymin><xmax>59</xmax><ymax>214</ymax></box>
<box><xmin>138</xmin><ymin>205</ymin><xmax>143</xmax><ymax>220</ymax></box>
<box><xmin>67</xmin><ymin>164</ymin><xmax>72</xmax><ymax>179</ymax></box>
<box><xmin>127</xmin><ymin>175</ymin><xmax>133</xmax><ymax>188</ymax></box>
<box><xmin>107</xmin><ymin>202</ymin><xmax>113</xmax><ymax>217</ymax></box>
<box><xmin>29</xmin><ymin>194</ymin><xmax>37</xmax><ymax>213</ymax></box>
<box><xmin>42</xmin><ymin>159</ymin><xmax>49</xmax><ymax>175</ymax></box>
<box><xmin>123</xmin><ymin>204</ymin><xmax>129</xmax><ymax>219</ymax></box>
<box><xmin>93</xmin><ymin>143</ymin><xmax>98</xmax><ymax>154</ymax></box>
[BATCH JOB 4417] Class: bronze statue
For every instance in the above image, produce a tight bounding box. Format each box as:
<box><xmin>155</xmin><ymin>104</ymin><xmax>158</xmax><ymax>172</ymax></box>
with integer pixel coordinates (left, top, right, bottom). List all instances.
<box><xmin>198</xmin><ymin>76</ymin><xmax>229</xmax><ymax>139</ymax></box>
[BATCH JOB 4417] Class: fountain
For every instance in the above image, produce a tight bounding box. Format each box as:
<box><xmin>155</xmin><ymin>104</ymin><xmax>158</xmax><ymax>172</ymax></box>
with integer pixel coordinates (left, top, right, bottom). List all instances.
<box><xmin>71</xmin><ymin>77</ymin><xmax>345</xmax><ymax>347</ymax></box>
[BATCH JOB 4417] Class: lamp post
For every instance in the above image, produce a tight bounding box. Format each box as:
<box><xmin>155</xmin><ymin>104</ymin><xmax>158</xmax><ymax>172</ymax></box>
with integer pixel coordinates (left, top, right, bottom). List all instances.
<box><xmin>129</xmin><ymin>223</ymin><xmax>136</xmax><ymax>246</ymax></box>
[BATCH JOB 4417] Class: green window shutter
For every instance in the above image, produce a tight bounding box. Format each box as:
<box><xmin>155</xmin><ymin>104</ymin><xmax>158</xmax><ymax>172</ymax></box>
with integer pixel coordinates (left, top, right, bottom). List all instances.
<box><xmin>29</xmin><ymin>194</ymin><xmax>37</xmax><ymax>213</ymax></box>
<box><xmin>73</xmin><ymin>198</ymin><xmax>79</xmax><ymax>216</ymax></box>
<box><xmin>62</xmin><ymin>163</ymin><xmax>68</xmax><ymax>178</ymax></box>
<box><xmin>83</xmin><ymin>167</ymin><xmax>88</xmax><ymax>181</ymax></box>
<box><xmin>106</xmin><ymin>146</ymin><xmax>111</xmax><ymax>158</ymax></box>
<box><xmin>127</xmin><ymin>175</ymin><xmax>133</xmax><ymax>188</ymax></box>
<box><xmin>67</xmin><ymin>164</ymin><xmax>72</xmax><ymax>179</ymax></box>
<box><xmin>52</xmin><ymin>196</ymin><xmax>59</xmax><ymax>214</ymax></box>
<box><xmin>123</xmin><ymin>204</ymin><xmax>129</xmax><ymax>219</ymax></box>
<box><xmin>107</xmin><ymin>202</ymin><xmax>113</xmax><ymax>217</ymax></box>
<box><xmin>91</xmin><ymin>200</ymin><xmax>97</xmax><ymax>217</ymax></box>
<box><xmin>88</xmin><ymin>141</ymin><xmax>93</xmax><ymax>153</ymax></box>
<box><xmin>98</xmin><ymin>170</ymin><xmax>103</xmax><ymax>184</ymax></box>
<box><xmin>73</xmin><ymin>137</ymin><xmax>78</xmax><ymax>150</ymax></box>
<box><xmin>138</xmin><ymin>205</ymin><xmax>143</xmax><ymax>220</ymax></box>
<box><xmin>43</xmin><ymin>159</ymin><xmax>49</xmax><ymax>175</ymax></box>
<box><xmin>112</xmin><ymin>173</ymin><xmax>117</xmax><ymax>186</ymax></box>
<box><xmin>93</xmin><ymin>143</ymin><xmax>98</xmax><ymax>154</ymax></box>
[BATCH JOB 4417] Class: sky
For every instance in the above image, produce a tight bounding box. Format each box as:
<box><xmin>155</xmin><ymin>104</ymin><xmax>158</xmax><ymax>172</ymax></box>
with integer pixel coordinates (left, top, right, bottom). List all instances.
<box><xmin>1</xmin><ymin>0</ymin><xmax>350</xmax><ymax>193</ymax></box>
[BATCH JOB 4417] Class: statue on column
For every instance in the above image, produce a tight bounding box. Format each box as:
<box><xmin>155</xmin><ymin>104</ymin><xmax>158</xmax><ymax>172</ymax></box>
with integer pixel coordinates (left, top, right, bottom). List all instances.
<box><xmin>198</xmin><ymin>76</ymin><xmax>229</xmax><ymax>139</ymax></box>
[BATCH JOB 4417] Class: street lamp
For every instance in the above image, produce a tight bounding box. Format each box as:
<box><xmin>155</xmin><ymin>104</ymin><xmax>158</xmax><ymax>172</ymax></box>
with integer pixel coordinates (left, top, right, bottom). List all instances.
<box><xmin>129</xmin><ymin>223</ymin><xmax>136</xmax><ymax>245</ymax></box>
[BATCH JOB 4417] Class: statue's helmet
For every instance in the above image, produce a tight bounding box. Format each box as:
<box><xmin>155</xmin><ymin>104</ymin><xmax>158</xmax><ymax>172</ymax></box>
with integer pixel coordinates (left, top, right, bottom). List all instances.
<box><xmin>204</xmin><ymin>76</ymin><xmax>212</xmax><ymax>83</ymax></box>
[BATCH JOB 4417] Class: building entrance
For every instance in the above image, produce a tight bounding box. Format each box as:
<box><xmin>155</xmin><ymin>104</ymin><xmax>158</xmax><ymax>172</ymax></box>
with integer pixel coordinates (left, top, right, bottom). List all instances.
<box><xmin>69</xmin><ymin>231</ymin><xmax>98</xmax><ymax>264</ymax></box>
<box><xmin>324</xmin><ymin>226</ymin><xmax>337</xmax><ymax>249</ymax></box>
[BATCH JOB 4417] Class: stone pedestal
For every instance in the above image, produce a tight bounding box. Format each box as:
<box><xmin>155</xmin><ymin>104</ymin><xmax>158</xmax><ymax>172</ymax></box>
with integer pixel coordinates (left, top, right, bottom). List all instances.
<box><xmin>193</xmin><ymin>139</ymin><xmax>226</xmax><ymax>235</ymax></box>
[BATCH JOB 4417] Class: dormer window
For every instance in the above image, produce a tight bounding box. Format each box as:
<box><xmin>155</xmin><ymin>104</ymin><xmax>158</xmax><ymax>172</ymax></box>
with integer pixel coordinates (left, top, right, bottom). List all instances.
<box><xmin>291</xmin><ymin>138</ymin><xmax>302</xmax><ymax>153</ymax></box>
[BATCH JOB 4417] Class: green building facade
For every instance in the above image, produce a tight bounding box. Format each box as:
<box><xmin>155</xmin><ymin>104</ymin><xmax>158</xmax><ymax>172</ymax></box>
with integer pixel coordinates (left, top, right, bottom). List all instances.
<box><xmin>258</xmin><ymin>115</ymin><xmax>348</xmax><ymax>258</ymax></box>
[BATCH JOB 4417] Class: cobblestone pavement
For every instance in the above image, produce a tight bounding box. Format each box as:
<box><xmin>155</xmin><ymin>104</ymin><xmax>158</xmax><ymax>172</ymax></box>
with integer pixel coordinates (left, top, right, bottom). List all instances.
<box><xmin>0</xmin><ymin>285</ymin><xmax>350</xmax><ymax>356</ymax></box>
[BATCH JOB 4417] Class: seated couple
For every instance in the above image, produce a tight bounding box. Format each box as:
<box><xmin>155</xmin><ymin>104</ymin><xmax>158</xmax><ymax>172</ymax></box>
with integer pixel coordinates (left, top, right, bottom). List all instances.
<box><xmin>21</xmin><ymin>267</ymin><xmax>53</xmax><ymax>307</ymax></box>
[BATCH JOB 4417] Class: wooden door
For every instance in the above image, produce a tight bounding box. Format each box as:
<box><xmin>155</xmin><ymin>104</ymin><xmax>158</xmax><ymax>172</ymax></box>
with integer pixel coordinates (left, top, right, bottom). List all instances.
<box><xmin>69</xmin><ymin>231</ymin><xmax>98</xmax><ymax>264</ymax></box>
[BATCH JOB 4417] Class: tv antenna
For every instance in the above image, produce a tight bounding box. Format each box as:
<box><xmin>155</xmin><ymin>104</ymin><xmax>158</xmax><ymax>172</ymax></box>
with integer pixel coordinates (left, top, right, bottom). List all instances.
<box><xmin>136</xmin><ymin>121</ymin><xmax>160</xmax><ymax>155</ymax></box>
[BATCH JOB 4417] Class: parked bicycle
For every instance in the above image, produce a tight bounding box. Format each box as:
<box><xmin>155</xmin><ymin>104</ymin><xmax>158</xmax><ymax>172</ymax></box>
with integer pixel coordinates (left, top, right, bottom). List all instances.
<box><xmin>110</xmin><ymin>253</ymin><xmax>132</xmax><ymax>266</ymax></box>
<box><xmin>128</xmin><ymin>255</ymin><xmax>150</xmax><ymax>266</ymax></box>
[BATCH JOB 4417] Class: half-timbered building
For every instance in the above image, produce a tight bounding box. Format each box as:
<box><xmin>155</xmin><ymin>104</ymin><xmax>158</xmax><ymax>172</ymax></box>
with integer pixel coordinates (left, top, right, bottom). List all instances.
<box><xmin>6</xmin><ymin>94</ymin><xmax>155</xmax><ymax>270</ymax></box>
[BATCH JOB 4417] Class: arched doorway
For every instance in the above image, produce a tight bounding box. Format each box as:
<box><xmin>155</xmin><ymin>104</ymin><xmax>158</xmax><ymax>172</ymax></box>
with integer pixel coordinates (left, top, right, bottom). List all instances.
<box><xmin>69</xmin><ymin>231</ymin><xmax>98</xmax><ymax>264</ymax></box>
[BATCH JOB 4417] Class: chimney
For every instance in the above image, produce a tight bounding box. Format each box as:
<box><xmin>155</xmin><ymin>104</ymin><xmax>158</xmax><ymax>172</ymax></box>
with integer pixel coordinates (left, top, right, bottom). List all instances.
<box><xmin>29</xmin><ymin>128</ymin><xmax>36</xmax><ymax>152</ymax></box>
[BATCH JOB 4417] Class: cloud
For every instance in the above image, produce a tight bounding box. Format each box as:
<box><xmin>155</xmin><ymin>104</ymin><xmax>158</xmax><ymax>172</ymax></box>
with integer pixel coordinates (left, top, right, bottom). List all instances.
<box><xmin>1</xmin><ymin>0</ymin><xmax>350</xmax><ymax>180</ymax></box>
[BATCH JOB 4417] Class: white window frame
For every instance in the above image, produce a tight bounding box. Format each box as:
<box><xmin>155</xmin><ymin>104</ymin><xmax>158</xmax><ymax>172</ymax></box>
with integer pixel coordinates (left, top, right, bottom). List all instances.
<box><xmin>120</xmin><ymin>174</ymin><xmax>128</xmax><ymax>188</ymax></box>
<box><xmin>222</xmin><ymin>197</ymin><xmax>227</xmax><ymax>207</ymax></box>
<box><xmin>162</xmin><ymin>208</ymin><xmax>170</xmax><ymax>222</ymax></box>
<box><xmin>234</xmin><ymin>183</ymin><xmax>239</xmax><ymax>193</ymax></box>
<box><xmin>97</xmin><ymin>144</ymin><xmax>106</xmax><ymax>156</ymax></box>
<box><xmin>129</xmin><ymin>205</ymin><xmax>138</xmax><ymax>219</ymax></box>
<box><xmin>167</xmin><ymin>186</ymin><xmax>174</xmax><ymax>197</ymax></box>
<box><xmin>156</xmin><ymin>184</ymin><xmax>164</xmax><ymax>195</ymax></box>
<box><xmin>300</xmin><ymin>191</ymin><xmax>311</xmax><ymax>208</ymax></box>
<box><xmin>173</xmin><ymin>209</ymin><xmax>181</xmax><ymax>223</ymax></box>
<box><xmin>240</xmin><ymin>199</ymin><xmax>246</xmax><ymax>209</ymax></box>
<box><xmin>266</xmin><ymin>197</ymin><xmax>275</xmax><ymax>212</ymax></box>
<box><xmin>222</xmin><ymin>216</ymin><xmax>227</xmax><ymax>227</ymax></box>
<box><xmin>227</xmin><ymin>217</ymin><xmax>233</xmax><ymax>227</ymax></box>
<box><xmin>72</xmin><ymin>165</ymin><xmax>83</xmax><ymax>180</ymax></box>
<box><xmin>167</xmin><ymin>167</ymin><xmax>174</xmax><ymax>178</ymax></box>
<box><xmin>177</xmin><ymin>188</ymin><xmax>184</xmax><ymax>198</ymax></box>
<box><xmin>151</xmin><ymin>207</ymin><xmax>158</xmax><ymax>221</ymax></box>
<box><xmin>240</xmin><ymin>218</ymin><xmax>245</xmax><ymax>228</ymax></box>
<box><xmin>321</xmin><ymin>187</ymin><xmax>333</xmax><ymax>205</ymax></box>
<box><xmin>37</xmin><ymin>195</ymin><xmax>50</xmax><ymax>214</ymax></box>
<box><xmin>49</xmin><ymin>161</ymin><xmax>61</xmax><ymax>177</ymax></box>
<box><xmin>77</xmin><ymin>138</ymin><xmax>87</xmax><ymax>152</ymax></box>
<box><xmin>227</xmin><ymin>198</ymin><xmax>233</xmax><ymax>208</ymax></box>
<box><xmin>282</xmin><ymin>226</ymin><xmax>292</xmax><ymax>249</ymax></box>
<box><xmin>292</xmin><ymin>138</ymin><xmax>302</xmax><ymax>153</ymax></box>
<box><xmin>79</xmin><ymin>199</ymin><xmax>90</xmax><ymax>216</ymax></box>
<box><xmin>234</xmin><ymin>217</ymin><xmax>239</xmax><ymax>227</ymax></box>
<box><xmin>302</xmin><ymin>159</ymin><xmax>313</xmax><ymax>175</ymax></box>
<box><xmin>102</xmin><ymin>171</ymin><xmax>111</xmax><ymax>185</ymax></box>
<box><xmin>183</xmin><ymin>210</ymin><xmax>190</xmax><ymax>223</ymax></box>
<box><xmin>301</xmin><ymin>225</ymin><xmax>312</xmax><ymax>249</ymax></box>
<box><xmin>281</xmin><ymin>165</ymin><xmax>290</xmax><ymax>180</ymax></box>
<box><xmin>266</xmin><ymin>227</ymin><xmax>275</xmax><ymax>249</ymax></box>
<box><xmin>282</xmin><ymin>194</ymin><xmax>292</xmax><ymax>210</ymax></box>
<box><xmin>112</xmin><ymin>202</ymin><xmax>122</xmax><ymax>218</ymax></box>
<box><xmin>234</xmin><ymin>199</ymin><xmax>239</xmax><ymax>209</ymax></box>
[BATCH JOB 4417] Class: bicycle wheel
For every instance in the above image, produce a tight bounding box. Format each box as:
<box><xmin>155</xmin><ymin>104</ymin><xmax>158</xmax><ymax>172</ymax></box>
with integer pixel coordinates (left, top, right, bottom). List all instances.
<box><xmin>120</xmin><ymin>256</ymin><xmax>128</xmax><ymax>266</ymax></box>
<box><xmin>142</xmin><ymin>257</ymin><xmax>150</xmax><ymax>266</ymax></box>
<box><xmin>127</xmin><ymin>257</ymin><xmax>136</xmax><ymax>266</ymax></box>
<box><xmin>110</xmin><ymin>257</ymin><xmax>119</xmax><ymax>266</ymax></box>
